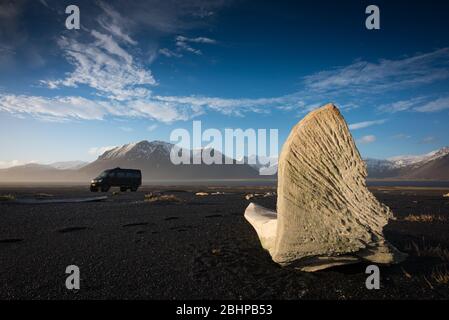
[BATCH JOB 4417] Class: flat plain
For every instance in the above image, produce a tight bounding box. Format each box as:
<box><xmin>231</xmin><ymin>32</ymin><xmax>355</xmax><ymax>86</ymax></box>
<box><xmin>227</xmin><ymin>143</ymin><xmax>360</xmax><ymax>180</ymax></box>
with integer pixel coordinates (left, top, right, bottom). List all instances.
<box><xmin>0</xmin><ymin>185</ymin><xmax>448</xmax><ymax>299</ymax></box>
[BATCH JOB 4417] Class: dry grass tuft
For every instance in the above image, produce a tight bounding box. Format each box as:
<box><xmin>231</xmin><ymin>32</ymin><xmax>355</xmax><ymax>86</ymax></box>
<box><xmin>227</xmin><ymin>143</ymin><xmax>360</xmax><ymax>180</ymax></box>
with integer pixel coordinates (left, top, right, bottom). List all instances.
<box><xmin>0</xmin><ymin>194</ymin><xmax>15</xmax><ymax>202</ymax></box>
<box><xmin>145</xmin><ymin>193</ymin><xmax>183</xmax><ymax>204</ymax></box>
<box><xmin>431</xmin><ymin>266</ymin><xmax>449</xmax><ymax>285</ymax></box>
<box><xmin>404</xmin><ymin>241</ymin><xmax>449</xmax><ymax>262</ymax></box>
<box><xmin>403</xmin><ymin>214</ymin><xmax>447</xmax><ymax>223</ymax></box>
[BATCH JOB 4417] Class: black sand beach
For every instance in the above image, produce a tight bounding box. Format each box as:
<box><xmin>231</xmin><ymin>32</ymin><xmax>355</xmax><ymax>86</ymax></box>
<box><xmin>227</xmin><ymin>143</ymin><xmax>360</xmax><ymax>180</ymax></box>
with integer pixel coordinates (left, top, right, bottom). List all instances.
<box><xmin>0</xmin><ymin>185</ymin><xmax>448</xmax><ymax>299</ymax></box>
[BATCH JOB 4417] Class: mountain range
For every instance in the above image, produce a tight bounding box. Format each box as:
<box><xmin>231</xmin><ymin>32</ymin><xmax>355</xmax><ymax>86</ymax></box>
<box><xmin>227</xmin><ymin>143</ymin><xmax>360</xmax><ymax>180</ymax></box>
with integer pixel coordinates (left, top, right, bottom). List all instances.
<box><xmin>0</xmin><ymin>140</ymin><xmax>448</xmax><ymax>182</ymax></box>
<box><xmin>364</xmin><ymin>147</ymin><xmax>449</xmax><ymax>180</ymax></box>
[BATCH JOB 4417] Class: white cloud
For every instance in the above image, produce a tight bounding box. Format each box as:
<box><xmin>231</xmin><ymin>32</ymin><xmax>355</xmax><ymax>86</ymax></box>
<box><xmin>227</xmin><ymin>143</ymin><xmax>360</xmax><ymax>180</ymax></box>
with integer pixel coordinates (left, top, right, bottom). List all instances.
<box><xmin>379</xmin><ymin>96</ymin><xmax>449</xmax><ymax>113</ymax></box>
<box><xmin>97</xmin><ymin>1</ymin><xmax>138</xmax><ymax>45</ymax></box>
<box><xmin>39</xmin><ymin>0</ymin><xmax>49</xmax><ymax>8</ymax></box>
<box><xmin>147</xmin><ymin>124</ymin><xmax>158</xmax><ymax>131</ymax></box>
<box><xmin>0</xmin><ymin>94</ymin><xmax>110</xmax><ymax>121</ymax></box>
<box><xmin>4</xmin><ymin>42</ymin><xmax>449</xmax><ymax>124</ymax></box>
<box><xmin>159</xmin><ymin>48</ymin><xmax>182</xmax><ymax>58</ymax></box>
<box><xmin>119</xmin><ymin>126</ymin><xmax>134</xmax><ymax>132</ymax></box>
<box><xmin>414</xmin><ymin>97</ymin><xmax>449</xmax><ymax>112</ymax></box>
<box><xmin>0</xmin><ymin>93</ymin><xmax>203</xmax><ymax>123</ymax></box>
<box><xmin>349</xmin><ymin>119</ymin><xmax>387</xmax><ymax>130</ymax></box>
<box><xmin>91</xmin><ymin>30</ymin><xmax>133</xmax><ymax>64</ymax></box>
<box><xmin>176</xmin><ymin>40</ymin><xmax>202</xmax><ymax>55</ymax></box>
<box><xmin>357</xmin><ymin>135</ymin><xmax>376</xmax><ymax>144</ymax></box>
<box><xmin>88</xmin><ymin>146</ymin><xmax>117</xmax><ymax>157</ymax></box>
<box><xmin>392</xmin><ymin>133</ymin><xmax>411</xmax><ymax>140</ymax></box>
<box><xmin>151</xmin><ymin>94</ymin><xmax>293</xmax><ymax>116</ymax></box>
<box><xmin>171</xmin><ymin>35</ymin><xmax>217</xmax><ymax>56</ymax></box>
<box><xmin>303</xmin><ymin>48</ymin><xmax>449</xmax><ymax>93</ymax></box>
<box><xmin>42</xmin><ymin>32</ymin><xmax>156</xmax><ymax>101</ymax></box>
<box><xmin>419</xmin><ymin>136</ymin><xmax>437</xmax><ymax>144</ymax></box>
<box><xmin>176</xmin><ymin>36</ymin><xmax>217</xmax><ymax>44</ymax></box>
<box><xmin>378</xmin><ymin>97</ymin><xmax>427</xmax><ymax>113</ymax></box>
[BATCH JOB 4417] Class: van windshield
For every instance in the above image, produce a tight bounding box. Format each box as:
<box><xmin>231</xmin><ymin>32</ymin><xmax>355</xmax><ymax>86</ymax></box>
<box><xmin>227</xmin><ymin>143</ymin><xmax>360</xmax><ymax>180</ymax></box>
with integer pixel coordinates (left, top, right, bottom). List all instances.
<box><xmin>97</xmin><ymin>171</ymin><xmax>109</xmax><ymax>179</ymax></box>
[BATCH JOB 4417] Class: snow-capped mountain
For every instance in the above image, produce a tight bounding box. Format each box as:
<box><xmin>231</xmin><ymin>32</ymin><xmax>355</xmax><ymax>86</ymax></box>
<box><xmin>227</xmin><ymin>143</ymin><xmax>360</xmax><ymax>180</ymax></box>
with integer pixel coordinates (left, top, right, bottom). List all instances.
<box><xmin>99</xmin><ymin>141</ymin><xmax>173</xmax><ymax>161</ymax></box>
<box><xmin>80</xmin><ymin>140</ymin><xmax>262</xmax><ymax>181</ymax></box>
<box><xmin>387</xmin><ymin>147</ymin><xmax>449</xmax><ymax>168</ymax></box>
<box><xmin>1</xmin><ymin>142</ymin><xmax>447</xmax><ymax>182</ymax></box>
<box><xmin>365</xmin><ymin>146</ymin><xmax>449</xmax><ymax>179</ymax></box>
<box><xmin>48</xmin><ymin>161</ymin><xmax>88</xmax><ymax>170</ymax></box>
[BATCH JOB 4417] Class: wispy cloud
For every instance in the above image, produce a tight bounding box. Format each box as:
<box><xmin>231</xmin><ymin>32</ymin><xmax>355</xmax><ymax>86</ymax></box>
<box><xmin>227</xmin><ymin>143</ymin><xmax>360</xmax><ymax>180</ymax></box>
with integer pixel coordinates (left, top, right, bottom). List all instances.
<box><xmin>0</xmin><ymin>93</ymin><xmax>201</xmax><ymax>123</ymax></box>
<box><xmin>0</xmin><ymin>95</ymin><xmax>110</xmax><ymax>121</ymax></box>
<box><xmin>119</xmin><ymin>126</ymin><xmax>134</xmax><ymax>132</ymax></box>
<box><xmin>159</xmin><ymin>48</ymin><xmax>182</xmax><ymax>58</ymax></box>
<box><xmin>379</xmin><ymin>96</ymin><xmax>449</xmax><ymax>113</ymax></box>
<box><xmin>97</xmin><ymin>1</ymin><xmax>138</xmax><ymax>45</ymax></box>
<box><xmin>419</xmin><ymin>136</ymin><xmax>437</xmax><ymax>144</ymax></box>
<box><xmin>147</xmin><ymin>124</ymin><xmax>158</xmax><ymax>132</ymax></box>
<box><xmin>2</xmin><ymin>36</ymin><xmax>449</xmax><ymax>124</ymax></box>
<box><xmin>303</xmin><ymin>48</ymin><xmax>449</xmax><ymax>94</ymax></box>
<box><xmin>159</xmin><ymin>35</ymin><xmax>217</xmax><ymax>57</ymax></box>
<box><xmin>357</xmin><ymin>135</ymin><xmax>376</xmax><ymax>144</ymax></box>
<box><xmin>378</xmin><ymin>97</ymin><xmax>427</xmax><ymax>113</ymax></box>
<box><xmin>175</xmin><ymin>35</ymin><xmax>216</xmax><ymax>55</ymax></box>
<box><xmin>349</xmin><ymin>119</ymin><xmax>387</xmax><ymax>130</ymax></box>
<box><xmin>392</xmin><ymin>133</ymin><xmax>411</xmax><ymax>140</ymax></box>
<box><xmin>42</xmin><ymin>31</ymin><xmax>156</xmax><ymax>101</ymax></box>
<box><xmin>414</xmin><ymin>97</ymin><xmax>449</xmax><ymax>112</ymax></box>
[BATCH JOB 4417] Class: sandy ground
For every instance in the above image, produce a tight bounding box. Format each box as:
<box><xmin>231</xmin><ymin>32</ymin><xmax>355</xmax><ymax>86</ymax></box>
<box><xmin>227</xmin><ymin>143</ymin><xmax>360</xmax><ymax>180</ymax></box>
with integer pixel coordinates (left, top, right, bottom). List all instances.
<box><xmin>0</xmin><ymin>185</ymin><xmax>448</xmax><ymax>300</ymax></box>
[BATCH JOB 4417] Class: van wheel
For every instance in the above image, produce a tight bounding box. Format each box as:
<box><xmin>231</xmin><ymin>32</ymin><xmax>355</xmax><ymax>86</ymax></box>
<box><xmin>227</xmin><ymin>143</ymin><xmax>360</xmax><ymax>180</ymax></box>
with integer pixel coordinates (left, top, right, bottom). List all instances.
<box><xmin>120</xmin><ymin>187</ymin><xmax>127</xmax><ymax>192</ymax></box>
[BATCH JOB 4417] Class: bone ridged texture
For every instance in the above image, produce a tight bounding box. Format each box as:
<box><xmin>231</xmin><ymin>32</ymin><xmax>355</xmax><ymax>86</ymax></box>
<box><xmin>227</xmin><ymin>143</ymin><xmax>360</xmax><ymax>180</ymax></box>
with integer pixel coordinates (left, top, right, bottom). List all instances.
<box><xmin>274</xmin><ymin>103</ymin><xmax>393</xmax><ymax>265</ymax></box>
<box><xmin>244</xmin><ymin>103</ymin><xmax>406</xmax><ymax>270</ymax></box>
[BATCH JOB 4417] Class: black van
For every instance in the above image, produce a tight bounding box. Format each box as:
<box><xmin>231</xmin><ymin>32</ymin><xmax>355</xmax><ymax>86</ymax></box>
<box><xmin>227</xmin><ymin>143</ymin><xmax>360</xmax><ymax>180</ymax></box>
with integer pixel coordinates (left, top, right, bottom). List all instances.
<box><xmin>90</xmin><ymin>168</ymin><xmax>142</xmax><ymax>192</ymax></box>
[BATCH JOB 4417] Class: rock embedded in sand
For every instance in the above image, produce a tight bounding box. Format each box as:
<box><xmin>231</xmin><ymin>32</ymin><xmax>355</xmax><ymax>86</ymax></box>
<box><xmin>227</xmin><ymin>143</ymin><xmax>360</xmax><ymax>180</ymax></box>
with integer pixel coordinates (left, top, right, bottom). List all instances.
<box><xmin>244</xmin><ymin>103</ymin><xmax>405</xmax><ymax>272</ymax></box>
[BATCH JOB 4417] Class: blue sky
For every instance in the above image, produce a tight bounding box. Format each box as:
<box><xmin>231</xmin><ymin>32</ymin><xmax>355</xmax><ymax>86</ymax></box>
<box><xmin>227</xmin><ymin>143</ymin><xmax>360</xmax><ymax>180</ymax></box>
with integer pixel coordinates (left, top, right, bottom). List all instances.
<box><xmin>0</xmin><ymin>0</ymin><xmax>449</xmax><ymax>167</ymax></box>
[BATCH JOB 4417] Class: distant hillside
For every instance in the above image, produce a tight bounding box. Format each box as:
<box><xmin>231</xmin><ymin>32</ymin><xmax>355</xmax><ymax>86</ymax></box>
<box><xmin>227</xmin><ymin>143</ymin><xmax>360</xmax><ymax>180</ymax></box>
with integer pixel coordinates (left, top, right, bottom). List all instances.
<box><xmin>1</xmin><ymin>142</ymin><xmax>448</xmax><ymax>182</ymax></box>
<box><xmin>79</xmin><ymin>140</ymin><xmax>262</xmax><ymax>181</ymax></box>
<box><xmin>365</xmin><ymin>147</ymin><xmax>449</xmax><ymax>180</ymax></box>
<box><xmin>0</xmin><ymin>141</ymin><xmax>264</xmax><ymax>182</ymax></box>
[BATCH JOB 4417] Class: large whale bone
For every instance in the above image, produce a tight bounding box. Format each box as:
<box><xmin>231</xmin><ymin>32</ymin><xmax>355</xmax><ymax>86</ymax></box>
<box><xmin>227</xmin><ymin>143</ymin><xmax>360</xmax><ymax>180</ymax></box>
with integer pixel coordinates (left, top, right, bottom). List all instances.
<box><xmin>244</xmin><ymin>103</ymin><xmax>405</xmax><ymax>272</ymax></box>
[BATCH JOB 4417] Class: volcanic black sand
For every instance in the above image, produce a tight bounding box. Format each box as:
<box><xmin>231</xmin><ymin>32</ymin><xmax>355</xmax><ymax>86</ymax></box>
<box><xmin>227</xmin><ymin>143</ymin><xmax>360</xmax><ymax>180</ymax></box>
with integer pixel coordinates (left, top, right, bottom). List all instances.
<box><xmin>0</xmin><ymin>185</ymin><xmax>448</xmax><ymax>299</ymax></box>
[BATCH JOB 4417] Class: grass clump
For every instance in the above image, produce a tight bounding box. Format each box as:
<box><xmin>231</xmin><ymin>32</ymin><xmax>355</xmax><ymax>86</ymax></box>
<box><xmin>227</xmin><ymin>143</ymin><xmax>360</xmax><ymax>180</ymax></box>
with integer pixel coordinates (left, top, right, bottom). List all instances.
<box><xmin>403</xmin><ymin>214</ymin><xmax>447</xmax><ymax>223</ymax></box>
<box><xmin>405</xmin><ymin>241</ymin><xmax>449</xmax><ymax>262</ymax></box>
<box><xmin>145</xmin><ymin>193</ymin><xmax>183</xmax><ymax>205</ymax></box>
<box><xmin>431</xmin><ymin>266</ymin><xmax>449</xmax><ymax>285</ymax></box>
<box><xmin>0</xmin><ymin>194</ymin><xmax>16</xmax><ymax>202</ymax></box>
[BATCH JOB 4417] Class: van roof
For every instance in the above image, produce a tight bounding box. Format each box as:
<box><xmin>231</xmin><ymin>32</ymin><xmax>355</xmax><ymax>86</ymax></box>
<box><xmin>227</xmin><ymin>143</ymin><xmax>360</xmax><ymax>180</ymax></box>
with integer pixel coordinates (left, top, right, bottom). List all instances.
<box><xmin>112</xmin><ymin>167</ymin><xmax>141</xmax><ymax>172</ymax></box>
